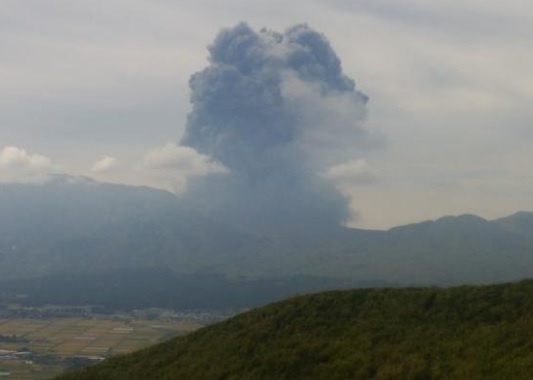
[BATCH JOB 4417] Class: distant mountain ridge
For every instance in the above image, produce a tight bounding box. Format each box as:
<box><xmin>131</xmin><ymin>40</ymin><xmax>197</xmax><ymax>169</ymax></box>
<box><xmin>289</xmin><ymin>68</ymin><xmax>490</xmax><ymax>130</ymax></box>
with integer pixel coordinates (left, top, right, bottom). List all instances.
<box><xmin>1</xmin><ymin>176</ymin><xmax>533</xmax><ymax>287</ymax></box>
<box><xmin>0</xmin><ymin>176</ymin><xmax>259</xmax><ymax>279</ymax></box>
<box><xmin>494</xmin><ymin>211</ymin><xmax>533</xmax><ymax>236</ymax></box>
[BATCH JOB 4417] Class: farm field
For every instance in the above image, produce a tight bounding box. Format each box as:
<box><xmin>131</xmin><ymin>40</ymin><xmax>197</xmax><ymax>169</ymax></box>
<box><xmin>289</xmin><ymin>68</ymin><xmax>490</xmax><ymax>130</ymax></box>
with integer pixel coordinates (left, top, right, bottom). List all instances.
<box><xmin>0</xmin><ymin>317</ymin><xmax>202</xmax><ymax>380</ymax></box>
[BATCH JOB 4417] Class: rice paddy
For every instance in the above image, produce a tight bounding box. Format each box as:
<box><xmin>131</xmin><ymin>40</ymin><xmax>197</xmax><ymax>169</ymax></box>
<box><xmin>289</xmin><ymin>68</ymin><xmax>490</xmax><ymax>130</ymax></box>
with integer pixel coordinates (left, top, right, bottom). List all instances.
<box><xmin>0</xmin><ymin>317</ymin><xmax>202</xmax><ymax>379</ymax></box>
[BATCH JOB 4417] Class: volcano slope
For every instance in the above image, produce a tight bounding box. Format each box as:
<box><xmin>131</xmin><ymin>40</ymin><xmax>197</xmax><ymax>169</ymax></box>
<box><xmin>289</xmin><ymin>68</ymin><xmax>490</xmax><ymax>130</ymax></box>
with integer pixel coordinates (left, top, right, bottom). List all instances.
<box><xmin>53</xmin><ymin>280</ymin><xmax>533</xmax><ymax>380</ymax></box>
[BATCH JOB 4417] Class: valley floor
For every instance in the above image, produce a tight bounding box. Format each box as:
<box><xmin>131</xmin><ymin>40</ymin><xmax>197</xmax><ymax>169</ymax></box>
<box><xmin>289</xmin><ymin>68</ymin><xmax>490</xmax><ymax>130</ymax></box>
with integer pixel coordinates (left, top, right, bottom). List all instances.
<box><xmin>0</xmin><ymin>311</ymin><xmax>204</xmax><ymax>380</ymax></box>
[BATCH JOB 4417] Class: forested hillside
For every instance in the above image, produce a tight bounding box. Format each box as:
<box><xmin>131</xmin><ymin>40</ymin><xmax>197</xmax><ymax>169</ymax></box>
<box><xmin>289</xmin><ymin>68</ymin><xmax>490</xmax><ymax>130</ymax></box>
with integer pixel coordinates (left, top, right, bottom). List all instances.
<box><xmin>55</xmin><ymin>280</ymin><xmax>533</xmax><ymax>380</ymax></box>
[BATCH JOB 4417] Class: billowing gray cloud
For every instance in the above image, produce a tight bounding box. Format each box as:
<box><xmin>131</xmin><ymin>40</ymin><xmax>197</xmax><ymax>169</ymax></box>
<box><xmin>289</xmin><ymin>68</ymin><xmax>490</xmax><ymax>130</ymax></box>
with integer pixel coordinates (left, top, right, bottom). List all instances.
<box><xmin>180</xmin><ymin>23</ymin><xmax>373</xmax><ymax>233</ymax></box>
<box><xmin>4</xmin><ymin>1</ymin><xmax>532</xmax><ymax>229</ymax></box>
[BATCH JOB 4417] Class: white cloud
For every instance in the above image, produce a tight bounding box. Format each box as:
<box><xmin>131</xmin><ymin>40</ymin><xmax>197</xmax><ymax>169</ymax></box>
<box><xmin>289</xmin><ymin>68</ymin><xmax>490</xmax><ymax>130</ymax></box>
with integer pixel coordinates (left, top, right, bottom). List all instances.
<box><xmin>142</xmin><ymin>143</ymin><xmax>228</xmax><ymax>193</ymax></box>
<box><xmin>91</xmin><ymin>155</ymin><xmax>118</xmax><ymax>173</ymax></box>
<box><xmin>144</xmin><ymin>143</ymin><xmax>227</xmax><ymax>174</ymax></box>
<box><xmin>0</xmin><ymin>146</ymin><xmax>54</xmax><ymax>183</ymax></box>
<box><xmin>323</xmin><ymin>159</ymin><xmax>377</xmax><ymax>186</ymax></box>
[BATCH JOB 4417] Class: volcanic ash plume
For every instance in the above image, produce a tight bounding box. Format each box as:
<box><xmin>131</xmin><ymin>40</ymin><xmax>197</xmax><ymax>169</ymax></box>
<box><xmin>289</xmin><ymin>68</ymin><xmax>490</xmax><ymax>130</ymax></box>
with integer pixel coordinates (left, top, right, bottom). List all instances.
<box><xmin>180</xmin><ymin>23</ymin><xmax>372</xmax><ymax>233</ymax></box>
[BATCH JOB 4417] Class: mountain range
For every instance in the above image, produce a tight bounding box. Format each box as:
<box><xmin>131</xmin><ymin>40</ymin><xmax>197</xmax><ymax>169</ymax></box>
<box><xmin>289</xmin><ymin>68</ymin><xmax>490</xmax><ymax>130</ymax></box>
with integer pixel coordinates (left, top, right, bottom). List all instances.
<box><xmin>1</xmin><ymin>176</ymin><xmax>533</xmax><ymax>308</ymax></box>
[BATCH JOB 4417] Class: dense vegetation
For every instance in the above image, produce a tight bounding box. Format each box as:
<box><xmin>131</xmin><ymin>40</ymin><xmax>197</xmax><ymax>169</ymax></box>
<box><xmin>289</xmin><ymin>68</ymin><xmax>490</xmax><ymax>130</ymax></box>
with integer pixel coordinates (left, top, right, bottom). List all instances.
<box><xmin>55</xmin><ymin>280</ymin><xmax>533</xmax><ymax>379</ymax></box>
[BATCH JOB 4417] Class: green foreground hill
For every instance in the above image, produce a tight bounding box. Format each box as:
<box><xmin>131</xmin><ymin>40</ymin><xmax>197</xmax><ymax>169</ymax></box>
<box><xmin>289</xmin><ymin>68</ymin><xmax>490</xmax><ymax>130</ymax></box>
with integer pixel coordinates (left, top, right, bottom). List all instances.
<box><xmin>54</xmin><ymin>280</ymin><xmax>533</xmax><ymax>380</ymax></box>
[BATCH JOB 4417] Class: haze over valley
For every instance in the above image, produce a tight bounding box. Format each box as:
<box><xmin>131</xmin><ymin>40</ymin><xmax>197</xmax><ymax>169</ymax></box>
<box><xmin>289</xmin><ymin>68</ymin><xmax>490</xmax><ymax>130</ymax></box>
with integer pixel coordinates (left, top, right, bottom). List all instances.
<box><xmin>1</xmin><ymin>176</ymin><xmax>533</xmax><ymax>311</ymax></box>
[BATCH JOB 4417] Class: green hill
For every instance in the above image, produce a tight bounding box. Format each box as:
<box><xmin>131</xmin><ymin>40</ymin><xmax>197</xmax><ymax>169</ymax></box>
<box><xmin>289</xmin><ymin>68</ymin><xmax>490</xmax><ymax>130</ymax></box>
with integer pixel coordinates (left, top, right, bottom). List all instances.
<box><xmin>54</xmin><ymin>280</ymin><xmax>533</xmax><ymax>380</ymax></box>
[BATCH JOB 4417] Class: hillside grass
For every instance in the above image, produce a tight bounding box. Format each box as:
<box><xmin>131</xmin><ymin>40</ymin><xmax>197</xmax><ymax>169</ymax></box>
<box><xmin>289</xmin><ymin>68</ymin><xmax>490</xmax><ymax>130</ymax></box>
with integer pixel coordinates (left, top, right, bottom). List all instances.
<box><xmin>54</xmin><ymin>280</ymin><xmax>533</xmax><ymax>379</ymax></box>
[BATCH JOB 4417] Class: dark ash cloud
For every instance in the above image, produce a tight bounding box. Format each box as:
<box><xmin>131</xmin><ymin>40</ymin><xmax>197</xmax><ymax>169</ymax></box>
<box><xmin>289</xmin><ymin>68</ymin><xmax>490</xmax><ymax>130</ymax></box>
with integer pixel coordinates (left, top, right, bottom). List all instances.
<box><xmin>180</xmin><ymin>23</ymin><xmax>372</xmax><ymax>233</ymax></box>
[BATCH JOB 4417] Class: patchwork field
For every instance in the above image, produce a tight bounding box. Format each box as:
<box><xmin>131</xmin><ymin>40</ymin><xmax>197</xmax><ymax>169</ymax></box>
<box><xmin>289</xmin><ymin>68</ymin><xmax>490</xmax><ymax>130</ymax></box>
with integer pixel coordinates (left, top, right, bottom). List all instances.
<box><xmin>0</xmin><ymin>317</ymin><xmax>202</xmax><ymax>380</ymax></box>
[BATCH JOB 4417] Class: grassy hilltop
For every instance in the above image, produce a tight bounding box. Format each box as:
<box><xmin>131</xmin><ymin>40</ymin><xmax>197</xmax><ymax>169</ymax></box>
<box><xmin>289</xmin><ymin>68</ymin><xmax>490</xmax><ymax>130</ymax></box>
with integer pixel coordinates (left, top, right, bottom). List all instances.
<box><xmin>54</xmin><ymin>280</ymin><xmax>533</xmax><ymax>380</ymax></box>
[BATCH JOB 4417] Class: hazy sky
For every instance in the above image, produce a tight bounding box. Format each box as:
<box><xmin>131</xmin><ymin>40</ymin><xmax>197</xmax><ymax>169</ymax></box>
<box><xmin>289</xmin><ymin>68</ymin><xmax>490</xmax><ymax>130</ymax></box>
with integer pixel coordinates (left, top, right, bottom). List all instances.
<box><xmin>2</xmin><ymin>0</ymin><xmax>533</xmax><ymax>229</ymax></box>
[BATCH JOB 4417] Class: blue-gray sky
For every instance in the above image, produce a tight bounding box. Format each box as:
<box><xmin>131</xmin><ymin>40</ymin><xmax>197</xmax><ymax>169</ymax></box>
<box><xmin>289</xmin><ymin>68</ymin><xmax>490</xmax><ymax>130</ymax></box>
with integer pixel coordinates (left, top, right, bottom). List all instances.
<box><xmin>1</xmin><ymin>0</ymin><xmax>533</xmax><ymax>229</ymax></box>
